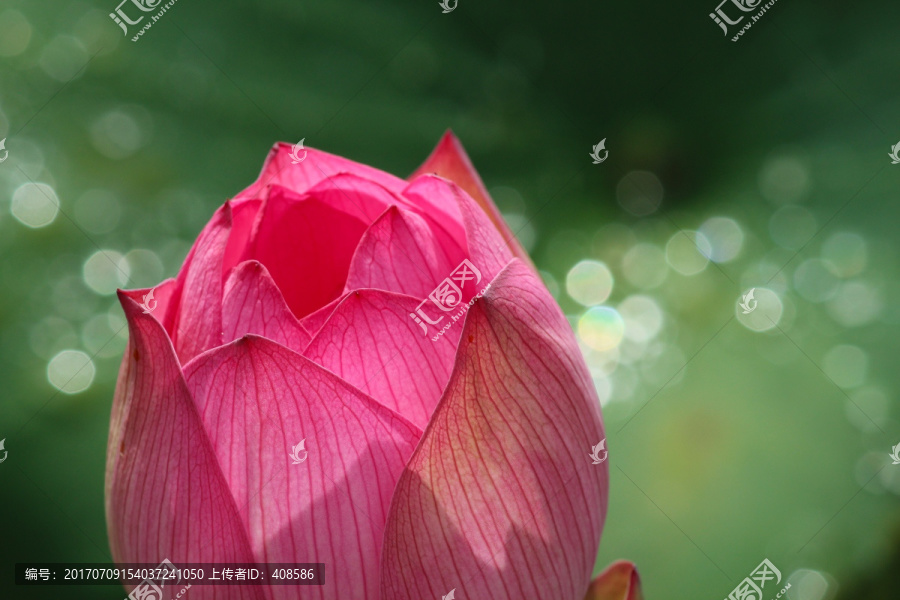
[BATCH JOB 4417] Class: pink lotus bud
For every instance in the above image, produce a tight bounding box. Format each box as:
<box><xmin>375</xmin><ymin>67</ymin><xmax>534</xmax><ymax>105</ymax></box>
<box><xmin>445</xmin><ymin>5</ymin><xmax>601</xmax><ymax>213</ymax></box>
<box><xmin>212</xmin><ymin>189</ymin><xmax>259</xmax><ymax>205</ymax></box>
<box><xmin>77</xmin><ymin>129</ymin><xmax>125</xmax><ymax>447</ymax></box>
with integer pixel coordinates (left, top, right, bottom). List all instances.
<box><xmin>106</xmin><ymin>132</ymin><xmax>639</xmax><ymax>600</ymax></box>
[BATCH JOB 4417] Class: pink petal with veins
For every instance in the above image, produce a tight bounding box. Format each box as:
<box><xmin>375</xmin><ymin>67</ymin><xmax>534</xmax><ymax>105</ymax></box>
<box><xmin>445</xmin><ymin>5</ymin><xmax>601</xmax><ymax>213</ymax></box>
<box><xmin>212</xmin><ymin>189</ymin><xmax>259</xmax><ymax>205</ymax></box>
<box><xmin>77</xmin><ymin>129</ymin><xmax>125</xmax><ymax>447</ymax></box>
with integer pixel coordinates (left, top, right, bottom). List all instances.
<box><xmin>410</xmin><ymin>131</ymin><xmax>531</xmax><ymax>263</ymax></box>
<box><xmin>167</xmin><ymin>204</ymin><xmax>231</xmax><ymax>363</ymax></box>
<box><xmin>345</xmin><ymin>206</ymin><xmax>457</xmax><ymax>298</ymax></box>
<box><xmin>300</xmin><ymin>292</ymin><xmax>348</xmax><ymax>337</ymax></box>
<box><xmin>222</xmin><ymin>198</ymin><xmax>262</xmax><ymax>276</ymax></box>
<box><xmin>183</xmin><ymin>336</ymin><xmax>422</xmax><ymax>600</ymax></box>
<box><xmin>129</xmin><ymin>279</ymin><xmax>176</xmax><ymax>331</ymax></box>
<box><xmin>234</xmin><ymin>142</ymin><xmax>407</xmax><ymax>202</ymax></box>
<box><xmin>304</xmin><ymin>173</ymin><xmax>411</xmax><ymax>223</ymax></box>
<box><xmin>107</xmin><ymin>291</ymin><xmax>264</xmax><ymax>600</ymax></box>
<box><xmin>222</xmin><ymin>260</ymin><xmax>312</xmax><ymax>352</ymax></box>
<box><xmin>304</xmin><ymin>289</ymin><xmax>460</xmax><ymax>429</ymax></box>
<box><xmin>381</xmin><ymin>260</ymin><xmax>607</xmax><ymax>600</ymax></box>
<box><xmin>406</xmin><ymin>175</ymin><xmax>515</xmax><ymax>282</ymax></box>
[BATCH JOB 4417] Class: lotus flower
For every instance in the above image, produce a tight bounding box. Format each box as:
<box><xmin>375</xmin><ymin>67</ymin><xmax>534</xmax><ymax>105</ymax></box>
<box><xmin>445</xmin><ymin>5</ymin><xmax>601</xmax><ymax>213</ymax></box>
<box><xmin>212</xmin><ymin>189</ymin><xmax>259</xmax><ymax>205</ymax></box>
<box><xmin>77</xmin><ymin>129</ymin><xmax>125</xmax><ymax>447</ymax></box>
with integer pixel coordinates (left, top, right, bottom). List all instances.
<box><xmin>106</xmin><ymin>132</ymin><xmax>642</xmax><ymax>600</ymax></box>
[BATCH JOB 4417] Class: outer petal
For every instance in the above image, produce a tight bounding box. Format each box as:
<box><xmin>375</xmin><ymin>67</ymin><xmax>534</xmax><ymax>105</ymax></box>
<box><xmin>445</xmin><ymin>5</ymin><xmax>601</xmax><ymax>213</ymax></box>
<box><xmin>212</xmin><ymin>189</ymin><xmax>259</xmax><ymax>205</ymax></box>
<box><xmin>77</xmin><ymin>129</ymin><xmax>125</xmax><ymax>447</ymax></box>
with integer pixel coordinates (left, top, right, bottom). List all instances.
<box><xmin>246</xmin><ymin>188</ymin><xmax>369</xmax><ymax>319</ymax></box>
<box><xmin>106</xmin><ymin>291</ymin><xmax>264</xmax><ymax>600</ymax></box>
<box><xmin>405</xmin><ymin>175</ymin><xmax>514</xmax><ymax>282</ymax></box>
<box><xmin>222</xmin><ymin>260</ymin><xmax>312</xmax><ymax>352</ymax></box>
<box><xmin>410</xmin><ymin>131</ymin><xmax>531</xmax><ymax>263</ymax></box>
<box><xmin>344</xmin><ymin>206</ymin><xmax>457</xmax><ymax>298</ymax></box>
<box><xmin>162</xmin><ymin>199</ymin><xmax>260</xmax><ymax>352</ymax></box>
<box><xmin>234</xmin><ymin>142</ymin><xmax>407</xmax><ymax>201</ymax></box>
<box><xmin>183</xmin><ymin>336</ymin><xmax>423</xmax><ymax>600</ymax></box>
<box><xmin>167</xmin><ymin>204</ymin><xmax>232</xmax><ymax>363</ymax></box>
<box><xmin>400</xmin><ymin>176</ymin><xmax>467</xmax><ymax>257</ymax></box>
<box><xmin>223</xmin><ymin>198</ymin><xmax>263</xmax><ymax>276</ymax></box>
<box><xmin>130</xmin><ymin>278</ymin><xmax>177</xmax><ymax>330</ymax></box>
<box><xmin>380</xmin><ymin>260</ymin><xmax>607</xmax><ymax>600</ymax></box>
<box><xmin>304</xmin><ymin>289</ymin><xmax>460</xmax><ymax>429</ymax></box>
<box><xmin>584</xmin><ymin>562</ymin><xmax>644</xmax><ymax>600</ymax></box>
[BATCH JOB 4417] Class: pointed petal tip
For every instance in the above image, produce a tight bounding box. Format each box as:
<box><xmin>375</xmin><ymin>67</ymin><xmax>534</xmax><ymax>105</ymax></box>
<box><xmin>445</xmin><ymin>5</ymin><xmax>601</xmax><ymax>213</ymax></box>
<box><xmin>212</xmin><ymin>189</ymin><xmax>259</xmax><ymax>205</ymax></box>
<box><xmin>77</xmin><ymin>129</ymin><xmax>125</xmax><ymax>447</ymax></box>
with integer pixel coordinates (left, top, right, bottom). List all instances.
<box><xmin>411</xmin><ymin>132</ymin><xmax>535</xmax><ymax>266</ymax></box>
<box><xmin>116</xmin><ymin>288</ymin><xmax>147</xmax><ymax>315</ymax></box>
<box><xmin>585</xmin><ymin>561</ymin><xmax>644</xmax><ymax>600</ymax></box>
<box><xmin>436</xmin><ymin>128</ymin><xmax>462</xmax><ymax>151</ymax></box>
<box><xmin>411</xmin><ymin>129</ymin><xmax>482</xmax><ymax>184</ymax></box>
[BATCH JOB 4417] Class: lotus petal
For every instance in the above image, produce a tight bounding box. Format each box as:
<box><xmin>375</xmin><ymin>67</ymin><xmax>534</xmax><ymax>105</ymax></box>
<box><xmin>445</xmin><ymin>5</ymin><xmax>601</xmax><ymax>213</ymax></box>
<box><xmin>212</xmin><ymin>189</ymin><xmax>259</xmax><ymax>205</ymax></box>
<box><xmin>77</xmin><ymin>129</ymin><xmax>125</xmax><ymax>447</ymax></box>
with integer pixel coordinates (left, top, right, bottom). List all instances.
<box><xmin>584</xmin><ymin>562</ymin><xmax>644</xmax><ymax>600</ymax></box>
<box><xmin>167</xmin><ymin>204</ymin><xmax>231</xmax><ymax>363</ymax></box>
<box><xmin>235</xmin><ymin>142</ymin><xmax>407</xmax><ymax>202</ymax></box>
<box><xmin>304</xmin><ymin>289</ymin><xmax>460</xmax><ymax>429</ymax></box>
<box><xmin>107</xmin><ymin>291</ymin><xmax>264</xmax><ymax>600</ymax></box>
<box><xmin>406</xmin><ymin>175</ymin><xmax>514</xmax><ymax>281</ymax></box>
<box><xmin>222</xmin><ymin>260</ymin><xmax>311</xmax><ymax>352</ymax></box>
<box><xmin>380</xmin><ymin>260</ymin><xmax>607</xmax><ymax>600</ymax></box>
<box><xmin>345</xmin><ymin>206</ymin><xmax>457</xmax><ymax>298</ymax></box>
<box><xmin>410</xmin><ymin>131</ymin><xmax>531</xmax><ymax>263</ymax></box>
<box><xmin>184</xmin><ymin>336</ymin><xmax>422</xmax><ymax>600</ymax></box>
<box><xmin>245</xmin><ymin>188</ymin><xmax>369</xmax><ymax>319</ymax></box>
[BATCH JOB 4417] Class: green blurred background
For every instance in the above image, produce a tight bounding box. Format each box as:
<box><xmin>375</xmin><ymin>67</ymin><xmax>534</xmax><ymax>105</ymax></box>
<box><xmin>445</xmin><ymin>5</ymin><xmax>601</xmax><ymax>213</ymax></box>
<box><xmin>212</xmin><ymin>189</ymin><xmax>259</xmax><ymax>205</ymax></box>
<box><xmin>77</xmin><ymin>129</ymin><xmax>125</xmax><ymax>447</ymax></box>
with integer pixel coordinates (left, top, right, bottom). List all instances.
<box><xmin>1</xmin><ymin>0</ymin><xmax>899</xmax><ymax>598</ymax></box>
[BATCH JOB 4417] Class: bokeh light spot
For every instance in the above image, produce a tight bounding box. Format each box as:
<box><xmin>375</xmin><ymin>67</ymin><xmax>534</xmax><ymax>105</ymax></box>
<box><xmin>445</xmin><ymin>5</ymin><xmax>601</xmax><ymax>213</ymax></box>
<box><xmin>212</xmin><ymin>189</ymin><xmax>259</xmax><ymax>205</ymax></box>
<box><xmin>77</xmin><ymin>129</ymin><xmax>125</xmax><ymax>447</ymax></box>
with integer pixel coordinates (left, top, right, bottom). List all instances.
<box><xmin>122</xmin><ymin>249</ymin><xmax>164</xmax><ymax>288</ymax></box>
<box><xmin>82</xmin><ymin>314</ymin><xmax>127</xmax><ymax>358</ymax></box>
<box><xmin>699</xmin><ymin>216</ymin><xmax>744</xmax><ymax>262</ymax></box>
<box><xmin>622</xmin><ymin>243</ymin><xmax>668</xmax><ymax>289</ymax></box>
<box><xmin>47</xmin><ymin>349</ymin><xmax>95</xmax><ymax>394</ymax></box>
<box><xmin>11</xmin><ymin>182</ymin><xmax>59</xmax><ymax>228</ymax></box>
<box><xmin>665</xmin><ymin>231</ymin><xmax>711</xmax><ymax>276</ymax></box>
<box><xmin>0</xmin><ymin>10</ymin><xmax>32</xmax><ymax>57</ymax></box>
<box><xmin>736</xmin><ymin>287</ymin><xmax>783</xmax><ymax>332</ymax></box>
<box><xmin>619</xmin><ymin>295</ymin><xmax>663</xmax><ymax>343</ymax></box>
<box><xmin>566</xmin><ymin>260</ymin><xmax>614</xmax><ymax>306</ymax></box>
<box><xmin>785</xmin><ymin>569</ymin><xmax>830</xmax><ymax>600</ymax></box>
<box><xmin>593</xmin><ymin>376</ymin><xmax>612</xmax><ymax>406</ymax></box>
<box><xmin>83</xmin><ymin>250</ymin><xmax>130</xmax><ymax>295</ymax></box>
<box><xmin>89</xmin><ymin>108</ymin><xmax>150</xmax><ymax>159</ymax></box>
<box><xmin>578</xmin><ymin>307</ymin><xmax>625</xmax><ymax>351</ymax></box>
<box><xmin>39</xmin><ymin>35</ymin><xmax>89</xmax><ymax>82</ymax></box>
<box><xmin>826</xmin><ymin>281</ymin><xmax>882</xmax><ymax>327</ymax></box>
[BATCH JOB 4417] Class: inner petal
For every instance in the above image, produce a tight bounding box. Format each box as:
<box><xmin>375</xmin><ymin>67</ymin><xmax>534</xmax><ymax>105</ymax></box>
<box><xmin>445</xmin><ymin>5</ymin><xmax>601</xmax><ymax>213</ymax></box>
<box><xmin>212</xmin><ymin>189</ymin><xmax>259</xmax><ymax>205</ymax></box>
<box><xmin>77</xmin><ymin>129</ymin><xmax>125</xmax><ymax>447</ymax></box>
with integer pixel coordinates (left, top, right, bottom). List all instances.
<box><xmin>247</xmin><ymin>189</ymin><xmax>369</xmax><ymax>319</ymax></box>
